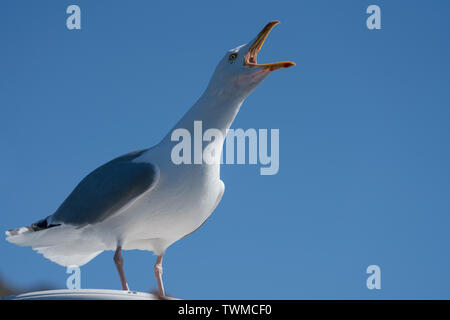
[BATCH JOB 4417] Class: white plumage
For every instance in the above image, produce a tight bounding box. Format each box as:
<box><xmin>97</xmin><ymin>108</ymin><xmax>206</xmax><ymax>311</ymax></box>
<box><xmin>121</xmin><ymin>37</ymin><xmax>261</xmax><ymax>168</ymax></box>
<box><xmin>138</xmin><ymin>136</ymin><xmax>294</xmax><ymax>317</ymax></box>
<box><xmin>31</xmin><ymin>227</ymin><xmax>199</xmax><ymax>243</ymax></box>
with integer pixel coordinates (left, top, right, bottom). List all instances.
<box><xmin>6</xmin><ymin>21</ymin><xmax>294</xmax><ymax>296</ymax></box>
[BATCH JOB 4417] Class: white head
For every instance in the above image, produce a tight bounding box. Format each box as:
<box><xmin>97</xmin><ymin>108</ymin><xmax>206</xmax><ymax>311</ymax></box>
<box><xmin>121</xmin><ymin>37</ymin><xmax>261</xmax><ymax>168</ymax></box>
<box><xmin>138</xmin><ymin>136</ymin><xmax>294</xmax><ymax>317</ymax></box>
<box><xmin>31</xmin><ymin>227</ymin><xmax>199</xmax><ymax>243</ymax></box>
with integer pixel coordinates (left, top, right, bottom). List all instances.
<box><xmin>205</xmin><ymin>21</ymin><xmax>295</xmax><ymax>100</ymax></box>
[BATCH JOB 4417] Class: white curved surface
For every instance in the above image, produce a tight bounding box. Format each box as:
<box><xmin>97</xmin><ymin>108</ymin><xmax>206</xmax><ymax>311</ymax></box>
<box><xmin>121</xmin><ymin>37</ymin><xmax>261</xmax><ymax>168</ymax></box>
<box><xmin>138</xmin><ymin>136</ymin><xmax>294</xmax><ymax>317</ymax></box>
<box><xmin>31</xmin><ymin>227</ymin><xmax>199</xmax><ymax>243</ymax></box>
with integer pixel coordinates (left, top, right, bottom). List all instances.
<box><xmin>4</xmin><ymin>289</ymin><xmax>161</xmax><ymax>300</ymax></box>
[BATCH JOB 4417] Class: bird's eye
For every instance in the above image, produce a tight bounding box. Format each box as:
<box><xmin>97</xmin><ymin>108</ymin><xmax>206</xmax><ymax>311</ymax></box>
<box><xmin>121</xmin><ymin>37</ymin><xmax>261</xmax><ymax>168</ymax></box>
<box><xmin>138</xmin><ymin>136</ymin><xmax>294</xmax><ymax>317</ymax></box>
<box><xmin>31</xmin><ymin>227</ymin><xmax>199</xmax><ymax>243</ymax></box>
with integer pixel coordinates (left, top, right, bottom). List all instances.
<box><xmin>228</xmin><ymin>53</ymin><xmax>238</xmax><ymax>62</ymax></box>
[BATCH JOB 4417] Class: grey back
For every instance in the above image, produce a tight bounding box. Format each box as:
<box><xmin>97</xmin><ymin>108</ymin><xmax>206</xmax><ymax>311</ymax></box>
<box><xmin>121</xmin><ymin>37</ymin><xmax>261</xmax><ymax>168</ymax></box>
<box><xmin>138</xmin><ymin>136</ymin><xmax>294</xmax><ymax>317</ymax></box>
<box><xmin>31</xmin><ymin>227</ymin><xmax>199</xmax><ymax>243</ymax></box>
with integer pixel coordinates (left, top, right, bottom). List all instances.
<box><xmin>52</xmin><ymin>149</ymin><xmax>158</xmax><ymax>227</ymax></box>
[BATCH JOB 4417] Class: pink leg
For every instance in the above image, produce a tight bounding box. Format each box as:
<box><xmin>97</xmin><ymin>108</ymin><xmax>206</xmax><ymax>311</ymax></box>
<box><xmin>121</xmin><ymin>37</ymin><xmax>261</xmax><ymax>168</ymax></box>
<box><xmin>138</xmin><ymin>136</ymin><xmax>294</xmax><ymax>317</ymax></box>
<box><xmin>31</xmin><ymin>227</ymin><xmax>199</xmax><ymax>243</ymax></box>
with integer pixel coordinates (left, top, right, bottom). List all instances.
<box><xmin>154</xmin><ymin>254</ymin><xmax>165</xmax><ymax>297</ymax></box>
<box><xmin>114</xmin><ymin>246</ymin><xmax>129</xmax><ymax>291</ymax></box>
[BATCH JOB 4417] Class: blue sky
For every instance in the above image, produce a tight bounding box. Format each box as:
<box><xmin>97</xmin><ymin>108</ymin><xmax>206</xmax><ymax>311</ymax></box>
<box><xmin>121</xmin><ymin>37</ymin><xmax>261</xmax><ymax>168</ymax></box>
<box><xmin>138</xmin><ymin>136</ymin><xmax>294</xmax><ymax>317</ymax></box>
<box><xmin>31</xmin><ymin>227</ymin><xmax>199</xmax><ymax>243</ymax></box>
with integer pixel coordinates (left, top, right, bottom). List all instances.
<box><xmin>1</xmin><ymin>0</ymin><xmax>450</xmax><ymax>299</ymax></box>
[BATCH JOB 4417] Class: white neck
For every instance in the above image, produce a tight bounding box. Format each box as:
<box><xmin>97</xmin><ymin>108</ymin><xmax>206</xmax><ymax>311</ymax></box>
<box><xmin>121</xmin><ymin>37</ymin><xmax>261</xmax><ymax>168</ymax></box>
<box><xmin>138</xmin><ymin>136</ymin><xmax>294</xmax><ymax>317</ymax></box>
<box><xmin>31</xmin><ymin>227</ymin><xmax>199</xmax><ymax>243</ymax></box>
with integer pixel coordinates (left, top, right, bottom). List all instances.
<box><xmin>161</xmin><ymin>87</ymin><xmax>245</xmax><ymax>144</ymax></box>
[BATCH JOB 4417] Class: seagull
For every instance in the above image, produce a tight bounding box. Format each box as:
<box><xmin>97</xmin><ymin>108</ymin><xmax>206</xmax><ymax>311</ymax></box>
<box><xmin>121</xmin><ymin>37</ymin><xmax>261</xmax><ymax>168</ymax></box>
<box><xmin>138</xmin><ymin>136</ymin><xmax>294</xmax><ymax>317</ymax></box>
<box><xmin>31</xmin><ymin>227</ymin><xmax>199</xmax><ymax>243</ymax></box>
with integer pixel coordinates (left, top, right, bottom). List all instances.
<box><xmin>5</xmin><ymin>21</ymin><xmax>295</xmax><ymax>297</ymax></box>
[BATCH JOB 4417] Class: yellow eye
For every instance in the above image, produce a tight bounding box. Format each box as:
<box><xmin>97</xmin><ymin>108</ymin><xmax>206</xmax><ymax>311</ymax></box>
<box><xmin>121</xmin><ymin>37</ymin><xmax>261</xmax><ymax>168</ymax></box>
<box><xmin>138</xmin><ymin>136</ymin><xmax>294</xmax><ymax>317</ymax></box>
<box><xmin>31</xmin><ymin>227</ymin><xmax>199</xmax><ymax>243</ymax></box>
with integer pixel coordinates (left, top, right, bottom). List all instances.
<box><xmin>228</xmin><ymin>53</ymin><xmax>238</xmax><ymax>61</ymax></box>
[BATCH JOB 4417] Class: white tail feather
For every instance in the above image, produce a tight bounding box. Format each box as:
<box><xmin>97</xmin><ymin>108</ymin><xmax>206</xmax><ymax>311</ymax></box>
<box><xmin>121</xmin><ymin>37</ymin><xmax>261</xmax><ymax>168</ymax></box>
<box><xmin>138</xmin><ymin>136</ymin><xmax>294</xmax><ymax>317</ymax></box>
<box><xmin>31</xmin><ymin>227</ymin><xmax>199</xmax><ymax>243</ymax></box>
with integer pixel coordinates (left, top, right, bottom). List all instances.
<box><xmin>6</xmin><ymin>225</ymin><xmax>104</xmax><ymax>267</ymax></box>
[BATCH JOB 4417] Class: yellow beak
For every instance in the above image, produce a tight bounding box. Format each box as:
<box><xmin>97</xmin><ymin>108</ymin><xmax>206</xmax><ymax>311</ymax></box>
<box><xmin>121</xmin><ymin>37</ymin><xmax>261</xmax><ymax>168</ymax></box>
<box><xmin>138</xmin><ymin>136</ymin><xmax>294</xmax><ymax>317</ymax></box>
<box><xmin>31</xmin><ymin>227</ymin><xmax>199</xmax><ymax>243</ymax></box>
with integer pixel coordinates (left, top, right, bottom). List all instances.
<box><xmin>244</xmin><ymin>21</ymin><xmax>296</xmax><ymax>71</ymax></box>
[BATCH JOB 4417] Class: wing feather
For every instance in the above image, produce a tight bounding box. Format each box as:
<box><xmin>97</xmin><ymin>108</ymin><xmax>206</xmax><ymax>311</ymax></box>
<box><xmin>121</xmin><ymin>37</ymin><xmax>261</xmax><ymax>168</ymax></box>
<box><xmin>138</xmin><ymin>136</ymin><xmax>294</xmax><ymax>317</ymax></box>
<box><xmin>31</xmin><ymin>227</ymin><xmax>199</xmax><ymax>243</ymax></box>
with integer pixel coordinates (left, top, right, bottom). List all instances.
<box><xmin>51</xmin><ymin>149</ymin><xmax>158</xmax><ymax>227</ymax></box>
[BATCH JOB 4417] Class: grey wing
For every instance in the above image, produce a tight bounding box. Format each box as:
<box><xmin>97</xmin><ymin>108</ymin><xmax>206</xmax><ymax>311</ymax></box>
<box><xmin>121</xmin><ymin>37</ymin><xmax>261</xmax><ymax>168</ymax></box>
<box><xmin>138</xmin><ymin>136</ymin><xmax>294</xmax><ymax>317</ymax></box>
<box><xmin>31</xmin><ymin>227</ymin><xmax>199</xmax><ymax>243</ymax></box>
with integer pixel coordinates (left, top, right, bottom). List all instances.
<box><xmin>51</xmin><ymin>149</ymin><xmax>159</xmax><ymax>227</ymax></box>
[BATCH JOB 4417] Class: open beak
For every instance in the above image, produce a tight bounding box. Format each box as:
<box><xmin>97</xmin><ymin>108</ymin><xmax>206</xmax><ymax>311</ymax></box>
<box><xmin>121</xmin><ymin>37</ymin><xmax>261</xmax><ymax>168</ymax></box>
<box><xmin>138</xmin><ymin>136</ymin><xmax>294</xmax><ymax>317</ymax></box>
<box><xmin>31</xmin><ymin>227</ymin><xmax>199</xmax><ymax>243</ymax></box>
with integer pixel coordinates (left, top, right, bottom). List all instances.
<box><xmin>244</xmin><ymin>21</ymin><xmax>296</xmax><ymax>71</ymax></box>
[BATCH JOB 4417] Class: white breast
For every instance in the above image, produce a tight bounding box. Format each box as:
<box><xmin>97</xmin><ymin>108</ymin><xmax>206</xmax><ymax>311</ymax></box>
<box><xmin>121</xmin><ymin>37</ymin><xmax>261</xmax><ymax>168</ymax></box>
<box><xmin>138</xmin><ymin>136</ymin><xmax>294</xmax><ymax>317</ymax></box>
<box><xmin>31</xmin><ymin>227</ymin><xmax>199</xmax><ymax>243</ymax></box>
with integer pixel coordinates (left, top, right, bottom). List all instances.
<box><xmin>91</xmin><ymin>152</ymin><xmax>225</xmax><ymax>255</ymax></box>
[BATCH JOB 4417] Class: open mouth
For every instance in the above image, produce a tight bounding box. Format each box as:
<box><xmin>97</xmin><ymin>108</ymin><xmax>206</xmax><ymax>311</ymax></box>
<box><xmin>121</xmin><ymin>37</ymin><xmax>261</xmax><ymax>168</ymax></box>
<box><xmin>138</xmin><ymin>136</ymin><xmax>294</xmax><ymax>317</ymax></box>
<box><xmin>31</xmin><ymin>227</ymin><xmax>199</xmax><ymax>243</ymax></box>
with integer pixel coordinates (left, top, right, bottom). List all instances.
<box><xmin>244</xmin><ymin>21</ymin><xmax>296</xmax><ymax>71</ymax></box>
